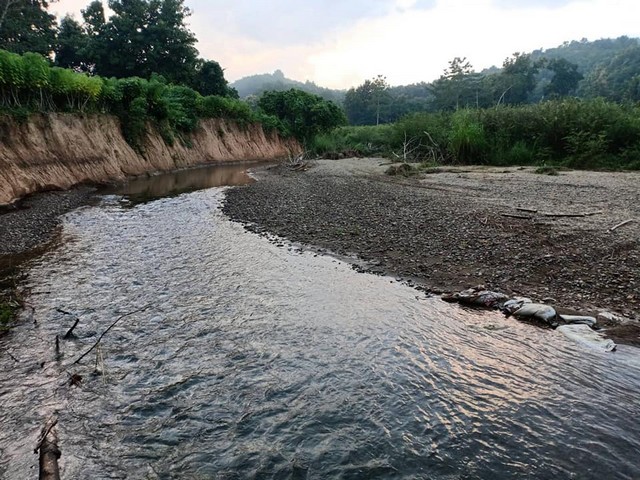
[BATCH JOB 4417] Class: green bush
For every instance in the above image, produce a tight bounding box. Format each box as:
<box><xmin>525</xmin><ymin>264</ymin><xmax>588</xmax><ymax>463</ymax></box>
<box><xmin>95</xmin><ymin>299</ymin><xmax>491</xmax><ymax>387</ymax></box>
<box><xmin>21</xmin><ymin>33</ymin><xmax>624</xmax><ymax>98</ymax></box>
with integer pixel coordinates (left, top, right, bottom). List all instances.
<box><xmin>0</xmin><ymin>49</ymin><xmax>287</xmax><ymax>150</ymax></box>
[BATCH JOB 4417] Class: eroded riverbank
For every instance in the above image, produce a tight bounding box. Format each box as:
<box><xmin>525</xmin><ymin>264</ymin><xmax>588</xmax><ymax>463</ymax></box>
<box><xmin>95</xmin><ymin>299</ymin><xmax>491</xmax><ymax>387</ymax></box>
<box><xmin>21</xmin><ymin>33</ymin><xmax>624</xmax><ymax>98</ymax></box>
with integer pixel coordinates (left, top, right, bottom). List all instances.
<box><xmin>223</xmin><ymin>158</ymin><xmax>640</xmax><ymax>345</ymax></box>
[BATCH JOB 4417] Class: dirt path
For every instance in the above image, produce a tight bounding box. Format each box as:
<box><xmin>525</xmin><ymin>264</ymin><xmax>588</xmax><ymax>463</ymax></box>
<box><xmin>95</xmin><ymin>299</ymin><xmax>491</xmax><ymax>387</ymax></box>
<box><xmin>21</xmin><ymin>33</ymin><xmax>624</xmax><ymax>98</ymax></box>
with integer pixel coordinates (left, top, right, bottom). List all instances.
<box><xmin>223</xmin><ymin>158</ymin><xmax>640</xmax><ymax>345</ymax></box>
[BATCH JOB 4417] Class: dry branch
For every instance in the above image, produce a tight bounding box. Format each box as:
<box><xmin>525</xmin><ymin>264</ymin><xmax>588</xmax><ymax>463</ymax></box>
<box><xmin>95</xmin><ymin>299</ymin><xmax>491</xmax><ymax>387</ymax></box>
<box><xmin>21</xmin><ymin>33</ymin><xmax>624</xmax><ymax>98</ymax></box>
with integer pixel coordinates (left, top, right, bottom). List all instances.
<box><xmin>72</xmin><ymin>307</ymin><xmax>148</xmax><ymax>365</ymax></box>
<box><xmin>64</xmin><ymin>318</ymin><xmax>80</xmax><ymax>339</ymax></box>
<box><xmin>542</xmin><ymin>212</ymin><xmax>586</xmax><ymax>218</ymax></box>
<box><xmin>501</xmin><ymin>213</ymin><xmax>533</xmax><ymax>220</ymax></box>
<box><xmin>608</xmin><ymin>219</ymin><xmax>634</xmax><ymax>232</ymax></box>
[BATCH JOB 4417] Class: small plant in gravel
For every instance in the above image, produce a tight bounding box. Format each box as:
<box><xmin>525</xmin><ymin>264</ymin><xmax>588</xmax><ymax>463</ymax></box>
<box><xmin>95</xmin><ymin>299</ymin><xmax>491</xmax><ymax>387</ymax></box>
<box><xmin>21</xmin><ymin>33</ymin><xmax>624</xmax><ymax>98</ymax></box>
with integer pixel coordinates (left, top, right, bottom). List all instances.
<box><xmin>534</xmin><ymin>165</ymin><xmax>560</xmax><ymax>175</ymax></box>
<box><xmin>0</xmin><ymin>302</ymin><xmax>14</xmax><ymax>332</ymax></box>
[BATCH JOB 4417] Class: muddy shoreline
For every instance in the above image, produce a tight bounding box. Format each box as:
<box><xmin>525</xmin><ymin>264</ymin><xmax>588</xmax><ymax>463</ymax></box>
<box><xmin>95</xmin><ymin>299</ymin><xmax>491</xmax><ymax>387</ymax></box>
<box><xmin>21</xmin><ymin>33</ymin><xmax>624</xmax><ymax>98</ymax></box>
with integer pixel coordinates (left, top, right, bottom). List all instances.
<box><xmin>223</xmin><ymin>158</ymin><xmax>640</xmax><ymax>346</ymax></box>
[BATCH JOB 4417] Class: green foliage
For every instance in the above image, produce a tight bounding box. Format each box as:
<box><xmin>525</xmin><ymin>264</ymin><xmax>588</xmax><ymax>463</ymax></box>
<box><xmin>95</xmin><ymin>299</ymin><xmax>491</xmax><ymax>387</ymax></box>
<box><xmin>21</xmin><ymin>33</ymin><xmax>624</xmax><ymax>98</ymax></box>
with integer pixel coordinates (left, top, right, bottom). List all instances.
<box><xmin>0</xmin><ymin>301</ymin><xmax>13</xmax><ymax>331</ymax></box>
<box><xmin>311</xmin><ymin>124</ymin><xmax>394</xmax><ymax>156</ymax></box>
<box><xmin>258</xmin><ymin>89</ymin><xmax>347</xmax><ymax>143</ymax></box>
<box><xmin>318</xmin><ymin>99</ymin><xmax>640</xmax><ymax>169</ymax></box>
<box><xmin>448</xmin><ymin>109</ymin><xmax>487</xmax><ymax>163</ymax></box>
<box><xmin>0</xmin><ymin>0</ymin><xmax>56</xmax><ymax>55</ymax></box>
<box><xmin>54</xmin><ymin>15</ymin><xmax>90</xmax><ymax>70</ymax></box>
<box><xmin>0</xmin><ymin>49</ymin><xmax>292</xmax><ymax>151</ymax></box>
<box><xmin>344</xmin><ymin>75</ymin><xmax>391</xmax><ymax>125</ymax></box>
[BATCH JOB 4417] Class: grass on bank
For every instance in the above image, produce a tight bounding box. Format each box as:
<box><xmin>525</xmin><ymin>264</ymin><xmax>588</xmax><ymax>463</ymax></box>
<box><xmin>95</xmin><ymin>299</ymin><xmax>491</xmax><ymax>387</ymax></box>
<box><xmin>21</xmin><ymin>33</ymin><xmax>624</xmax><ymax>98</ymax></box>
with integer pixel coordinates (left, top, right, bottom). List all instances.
<box><xmin>311</xmin><ymin>99</ymin><xmax>640</xmax><ymax>170</ymax></box>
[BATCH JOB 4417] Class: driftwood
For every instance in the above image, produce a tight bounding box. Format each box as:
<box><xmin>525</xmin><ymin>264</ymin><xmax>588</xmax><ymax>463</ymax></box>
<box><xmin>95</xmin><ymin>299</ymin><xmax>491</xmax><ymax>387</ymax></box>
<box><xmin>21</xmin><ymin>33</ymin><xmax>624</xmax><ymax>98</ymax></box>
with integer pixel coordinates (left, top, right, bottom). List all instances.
<box><xmin>501</xmin><ymin>213</ymin><xmax>533</xmax><ymax>219</ymax></box>
<box><xmin>35</xmin><ymin>417</ymin><xmax>60</xmax><ymax>480</ymax></box>
<box><xmin>72</xmin><ymin>307</ymin><xmax>147</xmax><ymax>365</ymax></box>
<box><xmin>63</xmin><ymin>318</ymin><xmax>80</xmax><ymax>339</ymax></box>
<box><xmin>513</xmin><ymin>209</ymin><xmax>603</xmax><ymax>218</ymax></box>
<box><xmin>608</xmin><ymin>219</ymin><xmax>634</xmax><ymax>232</ymax></box>
<box><xmin>58</xmin><ymin>308</ymin><xmax>81</xmax><ymax>339</ymax></box>
<box><xmin>542</xmin><ymin>212</ymin><xmax>588</xmax><ymax>218</ymax></box>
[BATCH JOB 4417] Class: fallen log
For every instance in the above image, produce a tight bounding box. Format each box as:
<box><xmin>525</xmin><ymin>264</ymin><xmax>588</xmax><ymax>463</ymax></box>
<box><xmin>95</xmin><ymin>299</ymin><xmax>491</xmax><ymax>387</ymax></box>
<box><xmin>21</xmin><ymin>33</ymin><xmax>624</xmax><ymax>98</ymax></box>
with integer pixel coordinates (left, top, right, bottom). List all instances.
<box><xmin>35</xmin><ymin>418</ymin><xmax>60</xmax><ymax>480</ymax></box>
<box><xmin>501</xmin><ymin>213</ymin><xmax>533</xmax><ymax>219</ymax></box>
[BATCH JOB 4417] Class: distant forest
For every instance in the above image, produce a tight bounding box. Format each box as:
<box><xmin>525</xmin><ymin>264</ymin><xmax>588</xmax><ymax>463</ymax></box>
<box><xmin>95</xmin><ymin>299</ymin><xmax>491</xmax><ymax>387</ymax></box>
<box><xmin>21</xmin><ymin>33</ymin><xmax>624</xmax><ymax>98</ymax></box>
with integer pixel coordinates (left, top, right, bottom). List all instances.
<box><xmin>233</xmin><ymin>36</ymin><xmax>640</xmax><ymax>126</ymax></box>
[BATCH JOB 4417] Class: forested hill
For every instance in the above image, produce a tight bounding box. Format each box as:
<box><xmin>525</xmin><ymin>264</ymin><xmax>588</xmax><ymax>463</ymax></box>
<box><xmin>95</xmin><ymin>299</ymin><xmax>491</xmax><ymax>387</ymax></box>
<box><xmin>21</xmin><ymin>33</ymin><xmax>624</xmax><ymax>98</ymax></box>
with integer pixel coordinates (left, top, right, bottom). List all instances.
<box><xmin>230</xmin><ymin>70</ymin><xmax>345</xmax><ymax>104</ymax></box>
<box><xmin>529</xmin><ymin>36</ymin><xmax>640</xmax><ymax>75</ymax></box>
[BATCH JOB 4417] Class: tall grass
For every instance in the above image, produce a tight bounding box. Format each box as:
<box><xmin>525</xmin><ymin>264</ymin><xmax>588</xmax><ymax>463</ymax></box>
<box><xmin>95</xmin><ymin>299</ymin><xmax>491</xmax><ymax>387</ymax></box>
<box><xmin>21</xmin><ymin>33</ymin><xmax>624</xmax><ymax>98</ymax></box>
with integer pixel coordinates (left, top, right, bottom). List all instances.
<box><xmin>315</xmin><ymin>99</ymin><xmax>640</xmax><ymax>169</ymax></box>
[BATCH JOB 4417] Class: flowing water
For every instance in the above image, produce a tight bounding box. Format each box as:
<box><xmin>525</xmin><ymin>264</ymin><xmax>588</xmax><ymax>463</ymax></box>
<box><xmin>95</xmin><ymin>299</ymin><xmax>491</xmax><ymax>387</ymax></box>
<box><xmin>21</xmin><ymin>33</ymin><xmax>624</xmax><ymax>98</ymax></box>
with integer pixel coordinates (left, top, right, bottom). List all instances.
<box><xmin>1</xmin><ymin>164</ymin><xmax>639</xmax><ymax>479</ymax></box>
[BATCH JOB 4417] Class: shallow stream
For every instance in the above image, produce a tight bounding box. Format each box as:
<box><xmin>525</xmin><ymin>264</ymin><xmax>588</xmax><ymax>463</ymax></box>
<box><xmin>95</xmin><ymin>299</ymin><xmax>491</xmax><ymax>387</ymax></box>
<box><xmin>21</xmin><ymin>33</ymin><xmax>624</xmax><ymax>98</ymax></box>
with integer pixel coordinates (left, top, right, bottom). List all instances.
<box><xmin>1</xmin><ymin>163</ymin><xmax>639</xmax><ymax>479</ymax></box>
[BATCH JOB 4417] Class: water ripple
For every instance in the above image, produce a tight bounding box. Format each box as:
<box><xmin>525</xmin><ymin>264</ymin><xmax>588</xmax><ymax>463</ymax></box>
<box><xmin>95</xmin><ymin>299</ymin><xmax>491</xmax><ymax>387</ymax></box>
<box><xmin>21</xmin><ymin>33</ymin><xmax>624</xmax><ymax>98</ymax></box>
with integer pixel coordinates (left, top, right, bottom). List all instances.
<box><xmin>0</xmin><ymin>186</ymin><xmax>639</xmax><ymax>479</ymax></box>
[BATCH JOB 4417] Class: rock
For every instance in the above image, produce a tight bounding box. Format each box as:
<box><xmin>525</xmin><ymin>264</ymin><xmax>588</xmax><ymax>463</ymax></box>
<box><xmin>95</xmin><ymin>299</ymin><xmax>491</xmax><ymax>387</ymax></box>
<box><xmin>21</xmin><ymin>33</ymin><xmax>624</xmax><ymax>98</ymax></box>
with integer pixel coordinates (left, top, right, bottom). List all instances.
<box><xmin>559</xmin><ymin>314</ymin><xmax>597</xmax><ymax>327</ymax></box>
<box><xmin>557</xmin><ymin>324</ymin><xmax>616</xmax><ymax>352</ymax></box>
<box><xmin>513</xmin><ymin>303</ymin><xmax>557</xmax><ymax>325</ymax></box>
<box><xmin>501</xmin><ymin>297</ymin><xmax>532</xmax><ymax>315</ymax></box>
<box><xmin>442</xmin><ymin>287</ymin><xmax>509</xmax><ymax>309</ymax></box>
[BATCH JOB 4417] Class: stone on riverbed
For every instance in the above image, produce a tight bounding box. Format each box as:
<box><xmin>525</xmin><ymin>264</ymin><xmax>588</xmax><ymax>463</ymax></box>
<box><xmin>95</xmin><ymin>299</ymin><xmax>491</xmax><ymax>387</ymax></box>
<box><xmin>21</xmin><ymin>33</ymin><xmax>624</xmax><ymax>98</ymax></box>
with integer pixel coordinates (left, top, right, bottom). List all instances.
<box><xmin>441</xmin><ymin>287</ymin><xmax>509</xmax><ymax>309</ymax></box>
<box><xmin>557</xmin><ymin>324</ymin><xmax>616</xmax><ymax>352</ymax></box>
<box><xmin>512</xmin><ymin>303</ymin><xmax>557</xmax><ymax>326</ymax></box>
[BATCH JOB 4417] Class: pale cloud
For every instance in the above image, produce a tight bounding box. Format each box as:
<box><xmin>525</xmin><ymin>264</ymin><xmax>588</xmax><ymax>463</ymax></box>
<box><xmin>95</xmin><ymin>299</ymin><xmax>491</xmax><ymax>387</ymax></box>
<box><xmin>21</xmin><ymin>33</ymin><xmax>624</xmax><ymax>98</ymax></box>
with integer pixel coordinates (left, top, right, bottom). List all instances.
<box><xmin>52</xmin><ymin>0</ymin><xmax>640</xmax><ymax>89</ymax></box>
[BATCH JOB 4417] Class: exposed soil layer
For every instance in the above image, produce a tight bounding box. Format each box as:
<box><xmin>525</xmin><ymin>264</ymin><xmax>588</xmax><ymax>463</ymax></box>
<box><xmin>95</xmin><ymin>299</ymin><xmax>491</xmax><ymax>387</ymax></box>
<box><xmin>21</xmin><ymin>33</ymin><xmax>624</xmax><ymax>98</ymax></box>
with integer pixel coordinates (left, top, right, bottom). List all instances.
<box><xmin>223</xmin><ymin>159</ymin><xmax>640</xmax><ymax>346</ymax></box>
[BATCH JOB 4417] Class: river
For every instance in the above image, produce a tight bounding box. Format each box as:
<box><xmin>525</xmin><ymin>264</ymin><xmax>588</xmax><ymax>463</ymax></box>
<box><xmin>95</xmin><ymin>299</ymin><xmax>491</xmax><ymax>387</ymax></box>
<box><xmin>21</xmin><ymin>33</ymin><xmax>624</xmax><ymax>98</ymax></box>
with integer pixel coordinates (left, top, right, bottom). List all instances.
<box><xmin>1</xmin><ymin>163</ymin><xmax>639</xmax><ymax>479</ymax></box>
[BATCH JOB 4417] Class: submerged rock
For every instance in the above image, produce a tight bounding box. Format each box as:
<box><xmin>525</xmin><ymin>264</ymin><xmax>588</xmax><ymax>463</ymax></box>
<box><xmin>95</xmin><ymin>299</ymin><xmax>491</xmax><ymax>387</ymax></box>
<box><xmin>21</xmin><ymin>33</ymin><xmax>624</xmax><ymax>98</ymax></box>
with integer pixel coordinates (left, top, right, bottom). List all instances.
<box><xmin>557</xmin><ymin>324</ymin><xmax>617</xmax><ymax>352</ymax></box>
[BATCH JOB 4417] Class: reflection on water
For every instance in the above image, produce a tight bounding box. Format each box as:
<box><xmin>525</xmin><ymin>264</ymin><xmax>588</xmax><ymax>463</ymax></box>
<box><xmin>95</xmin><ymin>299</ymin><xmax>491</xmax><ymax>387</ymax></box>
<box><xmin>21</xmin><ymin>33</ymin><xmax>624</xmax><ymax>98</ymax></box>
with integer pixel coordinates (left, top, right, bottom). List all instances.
<box><xmin>102</xmin><ymin>162</ymin><xmax>256</xmax><ymax>203</ymax></box>
<box><xmin>1</xmin><ymin>185</ymin><xmax>639</xmax><ymax>479</ymax></box>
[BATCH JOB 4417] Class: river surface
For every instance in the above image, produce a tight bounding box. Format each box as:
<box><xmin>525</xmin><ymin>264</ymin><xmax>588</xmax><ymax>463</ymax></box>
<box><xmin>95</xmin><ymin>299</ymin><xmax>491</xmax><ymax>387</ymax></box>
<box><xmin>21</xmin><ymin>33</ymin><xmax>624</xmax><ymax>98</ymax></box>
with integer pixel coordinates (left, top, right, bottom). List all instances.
<box><xmin>1</xmin><ymin>163</ymin><xmax>640</xmax><ymax>479</ymax></box>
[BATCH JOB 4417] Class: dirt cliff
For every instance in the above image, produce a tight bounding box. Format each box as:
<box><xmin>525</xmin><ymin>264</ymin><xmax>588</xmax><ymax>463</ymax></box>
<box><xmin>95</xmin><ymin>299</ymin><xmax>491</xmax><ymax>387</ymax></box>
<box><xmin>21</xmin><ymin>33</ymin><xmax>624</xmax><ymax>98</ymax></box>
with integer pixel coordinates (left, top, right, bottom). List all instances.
<box><xmin>0</xmin><ymin>113</ymin><xmax>300</xmax><ymax>204</ymax></box>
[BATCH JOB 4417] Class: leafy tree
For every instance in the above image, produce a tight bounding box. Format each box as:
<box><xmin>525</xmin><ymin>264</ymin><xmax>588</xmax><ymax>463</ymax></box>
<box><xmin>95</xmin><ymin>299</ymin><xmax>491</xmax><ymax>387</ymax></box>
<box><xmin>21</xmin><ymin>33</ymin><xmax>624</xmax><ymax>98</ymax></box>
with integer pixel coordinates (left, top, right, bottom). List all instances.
<box><xmin>581</xmin><ymin>46</ymin><xmax>640</xmax><ymax>102</ymax></box>
<box><xmin>431</xmin><ymin>57</ymin><xmax>487</xmax><ymax>110</ymax></box>
<box><xmin>84</xmin><ymin>0</ymin><xmax>198</xmax><ymax>84</ymax></box>
<box><xmin>190</xmin><ymin>59</ymin><xmax>233</xmax><ymax>97</ymax></box>
<box><xmin>543</xmin><ymin>58</ymin><xmax>582</xmax><ymax>97</ymax></box>
<box><xmin>344</xmin><ymin>75</ymin><xmax>391</xmax><ymax>125</ymax></box>
<box><xmin>258</xmin><ymin>88</ymin><xmax>346</xmax><ymax>142</ymax></box>
<box><xmin>497</xmin><ymin>53</ymin><xmax>539</xmax><ymax>105</ymax></box>
<box><xmin>0</xmin><ymin>0</ymin><xmax>57</xmax><ymax>55</ymax></box>
<box><xmin>55</xmin><ymin>15</ymin><xmax>89</xmax><ymax>70</ymax></box>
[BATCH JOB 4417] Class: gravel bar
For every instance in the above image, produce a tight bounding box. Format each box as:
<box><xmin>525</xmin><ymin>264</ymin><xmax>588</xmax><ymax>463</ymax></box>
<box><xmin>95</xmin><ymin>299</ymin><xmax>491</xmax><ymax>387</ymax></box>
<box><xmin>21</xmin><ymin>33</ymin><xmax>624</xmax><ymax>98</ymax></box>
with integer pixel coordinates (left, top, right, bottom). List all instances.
<box><xmin>223</xmin><ymin>158</ymin><xmax>640</xmax><ymax>345</ymax></box>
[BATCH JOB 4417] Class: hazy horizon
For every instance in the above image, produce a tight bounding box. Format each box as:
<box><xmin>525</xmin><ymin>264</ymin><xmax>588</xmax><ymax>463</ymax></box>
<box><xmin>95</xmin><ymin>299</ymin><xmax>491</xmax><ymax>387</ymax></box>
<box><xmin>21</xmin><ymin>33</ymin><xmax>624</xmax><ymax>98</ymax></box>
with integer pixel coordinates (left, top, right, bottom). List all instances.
<box><xmin>52</xmin><ymin>0</ymin><xmax>640</xmax><ymax>89</ymax></box>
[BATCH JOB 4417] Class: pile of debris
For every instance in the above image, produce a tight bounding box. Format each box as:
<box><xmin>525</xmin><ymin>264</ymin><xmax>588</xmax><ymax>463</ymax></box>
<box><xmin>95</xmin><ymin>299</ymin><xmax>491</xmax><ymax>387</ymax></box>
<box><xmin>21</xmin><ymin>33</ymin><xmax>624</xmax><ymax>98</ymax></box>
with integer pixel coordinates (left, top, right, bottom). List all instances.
<box><xmin>442</xmin><ymin>286</ymin><xmax>626</xmax><ymax>352</ymax></box>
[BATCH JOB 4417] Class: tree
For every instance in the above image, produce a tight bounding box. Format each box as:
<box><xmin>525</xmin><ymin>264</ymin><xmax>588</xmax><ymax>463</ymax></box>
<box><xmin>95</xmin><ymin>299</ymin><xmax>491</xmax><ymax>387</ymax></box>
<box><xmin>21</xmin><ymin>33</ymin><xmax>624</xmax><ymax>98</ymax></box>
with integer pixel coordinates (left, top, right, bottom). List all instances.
<box><xmin>497</xmin><ymin>53</ymin><xmax>539</xmax><ymax>105</ymax></box>
<box><xmin>83</xmin><ymin>0</ymin><xmax>199</xmax><ymax>84</ymax></box>
<box><xmin>54</xmin><ymin>15</ymin><xmax>89</xmax><ymax>70</ymax></box>
<box><xmin>190</xmin><ymin>59</ymin><xmax>231</xmax><ymax>97</ymax></box>
<box><xmin>431</xmin><ymin>57</ymin><xmax>486</xmax><ymax>110</ymax></box>
<box><xmin>581</xmin><ymin>46</ymin><xmax>640</xmax><ymax>102</ymax></box>
<box><xmin>258</xmin><ymin>89</ymin><xmax>347</xmax><ymax>143</ymax></box>
<box><xmin>543</xmin><ymin>58</ymin><xmax>582</xmax><ymax>97</ymax></box>
<box><xmin>344</xmin><ymin>75</ymin><xmax>390</xmax><ymax>125</ymax></box>
<box><xmin>0</xmin><ymin>0</ymin><xmax>57</xmax><ymax>55</ymax></box>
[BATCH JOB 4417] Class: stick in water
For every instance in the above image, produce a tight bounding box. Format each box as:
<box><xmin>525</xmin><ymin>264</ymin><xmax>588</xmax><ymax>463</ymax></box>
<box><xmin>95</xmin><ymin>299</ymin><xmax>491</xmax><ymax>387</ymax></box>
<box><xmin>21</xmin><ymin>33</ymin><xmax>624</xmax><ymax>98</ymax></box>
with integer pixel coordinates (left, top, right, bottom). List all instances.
<box><xmin>72</xmin><ymin>307</ymin><xmax>148</xmax><ymax>365</ymax></box>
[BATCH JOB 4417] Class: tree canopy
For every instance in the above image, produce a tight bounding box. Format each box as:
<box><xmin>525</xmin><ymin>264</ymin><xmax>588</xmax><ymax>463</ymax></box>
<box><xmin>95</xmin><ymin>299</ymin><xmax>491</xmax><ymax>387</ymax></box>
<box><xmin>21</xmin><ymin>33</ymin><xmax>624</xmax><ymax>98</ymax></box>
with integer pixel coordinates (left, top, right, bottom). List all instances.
<box><xmin>0</xmin><ymin>0</ymin><xmax>57</xmax><ymax>55</ymax></box>
<box><xmin>258</xmin><ymin>89</ymin><xmax>347</xmax><ymax>142</ymax></box>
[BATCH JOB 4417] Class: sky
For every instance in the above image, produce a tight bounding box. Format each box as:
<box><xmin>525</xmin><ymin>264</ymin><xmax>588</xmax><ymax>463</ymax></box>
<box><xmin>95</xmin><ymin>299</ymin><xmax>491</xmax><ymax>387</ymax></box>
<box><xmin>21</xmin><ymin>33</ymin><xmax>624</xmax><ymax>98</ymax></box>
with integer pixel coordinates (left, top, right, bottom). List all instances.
<box><xmin>52</xmin><ymin>0</ymin><xmax>640</xmax><ymax>89</ymax></box>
